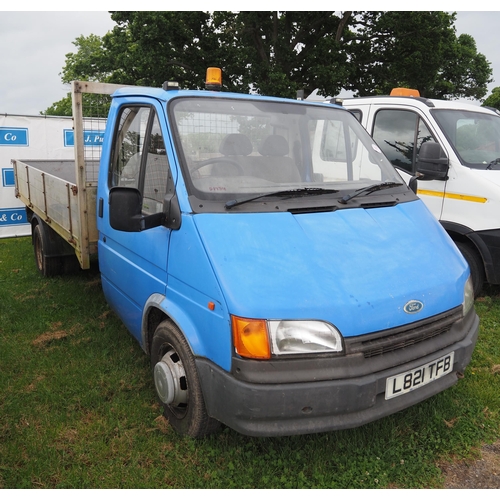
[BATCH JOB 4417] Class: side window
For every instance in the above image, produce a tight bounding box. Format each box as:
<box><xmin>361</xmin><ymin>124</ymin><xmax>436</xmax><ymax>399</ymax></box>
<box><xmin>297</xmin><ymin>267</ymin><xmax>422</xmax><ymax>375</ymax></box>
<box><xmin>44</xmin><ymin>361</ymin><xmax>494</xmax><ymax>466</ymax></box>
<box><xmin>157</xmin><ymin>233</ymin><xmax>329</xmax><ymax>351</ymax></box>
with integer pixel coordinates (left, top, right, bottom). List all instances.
<box><xmin>110</xmin><ymin>106</ymin><xmax>151</xmax><ymax>189</ymax></box>
<box><xmin>320</xmin><ymin>119</ymin><xmax>348</xmax><ymax>162</ymax></box>
<box><xmin>349</xmin><ymin>109</ymin><xmax>362</xmax><ymax>123</ymax></box>
<box><xmin>372</xmin><ymin>109</ymin><xmax>435</xmax><ymax>173</ymax></box>
<box><xmin>310</xmin><ymin>117</ymin><xmax>379</xmax><ymax>182</ymax></box>
<box><xmin>142</xmin><ymin>115</ymin><xmax>170</xmax><ymax>215</ymax></box>
<box><xmin>110</xmin><ymin>106</ymin><xmax>170</xmax><ymax>215</ymax></box>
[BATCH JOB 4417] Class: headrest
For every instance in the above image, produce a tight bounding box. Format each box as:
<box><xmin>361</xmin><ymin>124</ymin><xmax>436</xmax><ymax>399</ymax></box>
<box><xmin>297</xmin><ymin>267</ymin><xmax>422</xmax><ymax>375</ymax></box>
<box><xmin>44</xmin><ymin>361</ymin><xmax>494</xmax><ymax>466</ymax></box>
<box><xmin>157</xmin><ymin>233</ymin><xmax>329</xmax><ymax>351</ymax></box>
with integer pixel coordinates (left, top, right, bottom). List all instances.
<box><xmin>219</xmin><ymin>134</ymin><xmax>253</xmax><ymax>156</ymax></box>
<box><xmin>258</xmin><ymin>135</ymin><xmax>289</xmax><ymax>156</ymax></box>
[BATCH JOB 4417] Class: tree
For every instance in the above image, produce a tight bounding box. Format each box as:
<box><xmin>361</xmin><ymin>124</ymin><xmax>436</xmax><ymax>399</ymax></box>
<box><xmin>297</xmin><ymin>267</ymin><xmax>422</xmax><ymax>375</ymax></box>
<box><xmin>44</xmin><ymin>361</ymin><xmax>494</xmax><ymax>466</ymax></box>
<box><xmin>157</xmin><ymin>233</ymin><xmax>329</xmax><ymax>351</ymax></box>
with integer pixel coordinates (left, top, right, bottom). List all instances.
<box><xmin>90</xmin><ymin>11</ymin><xmax>353</xmax><ymax>98</ymax></box>
<box><xmin>483</xmin><ymin>87</ymin><xmax>500</xmax><ymax>109</ymax></box>
<box><xmin>211</xmin><ymin>11</ymin><xmax>353</xmax><ymax>98</ymax></box>
<box><xmin>42</xmin><ymin>34</ymin><xmax>113</xmax><ymax>116</ymax></box>
<box><xmin>434</xmin><ymin>33</ymin><xmax>492</xmax><ymax>100</ymax></box>
<box><xmin>42</xmin><ymin>96</ymin><xmax>72</xmax><ymax>116</ymax></box>
<box><xmin>345</xmin><ymin>12</ymin><xmax>492</xmax><ymax>99</ymax></box>
<box><xmin>62</xmin><ymin>34</ymin><xmax>112</xmax><ymax>82</ymax></box>
<box><xmin>102</xmin><ymin>11</ymin><xmax>218</xmax><ymax>87</ymax></box>
<box><xmin>43</xmin><ymin>11</ymin><xmax>493</xmax><ymax>115</ymax></box>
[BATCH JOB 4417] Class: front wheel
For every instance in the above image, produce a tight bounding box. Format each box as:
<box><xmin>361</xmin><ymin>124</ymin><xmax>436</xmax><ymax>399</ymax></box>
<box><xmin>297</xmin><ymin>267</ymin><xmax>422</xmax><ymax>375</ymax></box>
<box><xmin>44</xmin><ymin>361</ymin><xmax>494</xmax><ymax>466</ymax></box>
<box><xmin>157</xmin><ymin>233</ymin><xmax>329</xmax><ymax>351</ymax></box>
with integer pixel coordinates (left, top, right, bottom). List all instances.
<box><xmin>150</xmin><ymin>320</ymin><xmax>221</xmax><ymax>438</ymax></box>
<box><xmin>456</xmin><ymin>241</ymin><xmax>484</xmax><ymax>298</ymax></box>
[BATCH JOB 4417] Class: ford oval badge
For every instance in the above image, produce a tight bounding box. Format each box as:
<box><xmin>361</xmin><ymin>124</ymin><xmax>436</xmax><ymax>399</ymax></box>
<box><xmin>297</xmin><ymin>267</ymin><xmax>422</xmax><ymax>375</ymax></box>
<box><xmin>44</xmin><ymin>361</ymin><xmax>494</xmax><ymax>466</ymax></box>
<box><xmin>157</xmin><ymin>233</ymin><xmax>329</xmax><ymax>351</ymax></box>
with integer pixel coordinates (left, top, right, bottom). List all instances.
<box><xmin>404</xmin><ymin>300</ymin><xmax>424</xmax><ymax>314</ymax></box>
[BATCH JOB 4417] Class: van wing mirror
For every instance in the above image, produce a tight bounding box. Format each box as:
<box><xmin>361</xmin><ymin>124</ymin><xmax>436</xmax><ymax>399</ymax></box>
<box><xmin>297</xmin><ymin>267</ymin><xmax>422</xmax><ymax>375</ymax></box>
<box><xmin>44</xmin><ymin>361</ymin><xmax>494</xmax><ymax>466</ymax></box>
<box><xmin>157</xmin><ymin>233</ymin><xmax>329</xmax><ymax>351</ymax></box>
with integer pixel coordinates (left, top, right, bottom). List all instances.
<box><xmin>416</xmin><ymin>142</ymin><xmax>449</xmax><ymax>181</ymax></box>
<box><xmin>408</xmin><ymin>175</ymin><xmax>418</xmax><ymax>194</ymax></box>
<box><xmin>109</xmin><ymin>187</ymin><xmax>163</xmax><ymax>232</ymax></box>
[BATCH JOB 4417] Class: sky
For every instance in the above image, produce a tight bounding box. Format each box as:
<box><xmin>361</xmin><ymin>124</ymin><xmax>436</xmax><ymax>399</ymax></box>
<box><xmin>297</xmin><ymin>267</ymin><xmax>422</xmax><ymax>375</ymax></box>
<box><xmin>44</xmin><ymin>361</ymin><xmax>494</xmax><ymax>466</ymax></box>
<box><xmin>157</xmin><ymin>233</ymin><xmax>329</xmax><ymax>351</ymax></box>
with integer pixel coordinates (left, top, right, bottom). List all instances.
<box><xmin>0</xmin><ymin>7</ymin><xmax>499</xmax><ymax>115</ymax></box>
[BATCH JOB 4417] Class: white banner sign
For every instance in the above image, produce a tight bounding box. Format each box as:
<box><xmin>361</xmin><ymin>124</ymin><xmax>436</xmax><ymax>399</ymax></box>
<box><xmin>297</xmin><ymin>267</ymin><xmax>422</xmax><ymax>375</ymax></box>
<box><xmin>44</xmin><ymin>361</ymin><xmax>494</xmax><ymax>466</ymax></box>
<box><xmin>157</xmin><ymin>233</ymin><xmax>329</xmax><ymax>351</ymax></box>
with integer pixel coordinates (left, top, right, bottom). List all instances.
<box><xmin>0</xmin><ymin>114</ymin><xmax>75</xmax><ymax>238</ymax></box>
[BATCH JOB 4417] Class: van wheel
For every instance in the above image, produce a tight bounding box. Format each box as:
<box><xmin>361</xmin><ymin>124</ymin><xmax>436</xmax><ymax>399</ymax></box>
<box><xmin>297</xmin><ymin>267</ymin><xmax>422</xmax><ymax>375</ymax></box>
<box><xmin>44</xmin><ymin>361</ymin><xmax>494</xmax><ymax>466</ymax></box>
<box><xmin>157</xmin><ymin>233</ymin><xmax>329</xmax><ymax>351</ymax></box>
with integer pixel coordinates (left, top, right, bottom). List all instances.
<box><xmin>33</xmin><ymin>224</ymin><xmax>62</xmax><ymax>277</ymax></box>
<box><xmin>151</xmin><ymin>320</ymin><xmax>221</xmax><ymax>438</ymax></box>
<box><xmin>456</xmin><ymin>241</ymin><xmax>484</xmax><ymax>298</ymax></box>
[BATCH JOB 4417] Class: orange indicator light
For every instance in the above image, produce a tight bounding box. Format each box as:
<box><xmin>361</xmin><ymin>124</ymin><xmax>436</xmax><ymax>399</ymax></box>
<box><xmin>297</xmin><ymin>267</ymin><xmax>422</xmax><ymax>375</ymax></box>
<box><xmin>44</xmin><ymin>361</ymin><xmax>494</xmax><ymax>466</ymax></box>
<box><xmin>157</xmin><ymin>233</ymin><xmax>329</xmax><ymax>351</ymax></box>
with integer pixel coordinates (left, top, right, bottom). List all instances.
<box><xmin>231</xmin><ymin>316</ymin><xmax>270</xmax><ymax>359</ymax></box>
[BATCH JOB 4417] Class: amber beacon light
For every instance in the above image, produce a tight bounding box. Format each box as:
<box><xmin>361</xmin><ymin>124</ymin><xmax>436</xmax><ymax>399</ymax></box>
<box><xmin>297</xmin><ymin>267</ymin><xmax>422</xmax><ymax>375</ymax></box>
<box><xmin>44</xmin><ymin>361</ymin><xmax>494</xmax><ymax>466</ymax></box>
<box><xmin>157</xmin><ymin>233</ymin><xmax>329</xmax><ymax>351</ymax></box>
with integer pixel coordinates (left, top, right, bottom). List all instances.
<box><xmin>390</xmin><ymin>87</ymin><xmax>420</xmax><ymax>97</ymax></box>
<box><xmin>205</xmin><ymin>67</ymin><xmax>222</xmax><ymax>91</ymax></box>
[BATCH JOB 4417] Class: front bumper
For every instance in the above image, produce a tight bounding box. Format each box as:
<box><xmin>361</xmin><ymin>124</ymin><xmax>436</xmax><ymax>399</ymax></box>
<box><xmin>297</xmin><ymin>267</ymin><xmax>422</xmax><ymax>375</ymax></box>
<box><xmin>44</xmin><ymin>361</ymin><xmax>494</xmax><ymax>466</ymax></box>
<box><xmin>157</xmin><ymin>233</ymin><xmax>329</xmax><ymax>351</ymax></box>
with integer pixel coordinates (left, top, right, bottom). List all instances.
<box><xmin>196</xmin><ymin>308</ymin><xmax>479</xmax><ymax>437</ymax></box>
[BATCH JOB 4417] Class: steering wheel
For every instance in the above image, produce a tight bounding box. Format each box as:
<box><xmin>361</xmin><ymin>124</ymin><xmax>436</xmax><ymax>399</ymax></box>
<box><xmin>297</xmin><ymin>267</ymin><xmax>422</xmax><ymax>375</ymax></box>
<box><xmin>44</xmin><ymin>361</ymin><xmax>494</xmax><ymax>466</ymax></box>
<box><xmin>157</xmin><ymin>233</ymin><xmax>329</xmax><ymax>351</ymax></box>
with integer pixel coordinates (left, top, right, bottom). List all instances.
<box><xmin>191</xmin><ymin>157</ymin><xmax>245</xmax><ymax>175</ymax></box>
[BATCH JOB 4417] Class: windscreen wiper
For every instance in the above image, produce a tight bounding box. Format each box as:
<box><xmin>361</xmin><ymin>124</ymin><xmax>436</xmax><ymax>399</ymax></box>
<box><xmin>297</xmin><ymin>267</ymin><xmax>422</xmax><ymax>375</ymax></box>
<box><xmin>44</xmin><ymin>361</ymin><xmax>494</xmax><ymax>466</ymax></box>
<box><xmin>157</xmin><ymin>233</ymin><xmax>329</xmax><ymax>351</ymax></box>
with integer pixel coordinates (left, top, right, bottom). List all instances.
<box><xmin>338</xmin><ymin>182</ymin><xmax>403</xmax><ymax>204</ymax></box>
<box><xmin>486</xmin><ymin>158</ymin><xmax>500</xmax><ymax>170</ymax></box>
<box><xmin>225</xmin><ymin>187</ymin><xmax>339</xmax><ymax>209</ymax></box>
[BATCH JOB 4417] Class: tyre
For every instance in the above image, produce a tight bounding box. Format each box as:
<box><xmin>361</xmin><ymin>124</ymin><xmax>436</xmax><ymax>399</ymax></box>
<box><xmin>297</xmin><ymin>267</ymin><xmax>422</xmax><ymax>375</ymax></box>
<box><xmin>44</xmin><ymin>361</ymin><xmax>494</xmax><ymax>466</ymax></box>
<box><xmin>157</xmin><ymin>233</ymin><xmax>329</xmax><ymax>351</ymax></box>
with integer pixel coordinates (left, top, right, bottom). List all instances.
<box><xmin>456</xmin><ymin>241</ymin><xmax>484</xmax><ymax>298</ymax></box>
<box><xmin>62</xmin><ymin>254</ymin><xmax>81</xmax><ymax>275</ymax></box>
<box><xmin>150</xmin><ymin>320</ymin><xmax>221</xmax><ymax>438</ymax></box>
<box><xmin>33</xmin><ymin>223</ymin><xmax>62</xmax><ymax>277</ymax></box>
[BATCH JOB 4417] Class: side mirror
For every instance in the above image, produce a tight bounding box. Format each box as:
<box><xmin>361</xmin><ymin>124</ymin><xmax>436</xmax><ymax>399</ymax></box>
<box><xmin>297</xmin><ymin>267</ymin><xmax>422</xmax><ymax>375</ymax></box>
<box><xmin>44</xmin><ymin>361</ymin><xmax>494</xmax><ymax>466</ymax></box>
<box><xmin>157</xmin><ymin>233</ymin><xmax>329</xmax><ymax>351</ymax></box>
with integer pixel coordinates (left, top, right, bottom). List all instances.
<box><xmin>416</xmin><ymin>142</ymin><xmax>449</xmax><ymax>181</ymax></box>
<box><xmin>109</xmin><ymin>187</ymin><xmax>163</xmax><ymax>232</ymax></box>
<box><xmin>393</xmin><ymin>165</ymin><xmax>421</xmax><ymax>194</ymax></box>
<box><xmin>408</xmin><ymin>175</ymin><xmax>418</xmax><ymax>194</ymax></box>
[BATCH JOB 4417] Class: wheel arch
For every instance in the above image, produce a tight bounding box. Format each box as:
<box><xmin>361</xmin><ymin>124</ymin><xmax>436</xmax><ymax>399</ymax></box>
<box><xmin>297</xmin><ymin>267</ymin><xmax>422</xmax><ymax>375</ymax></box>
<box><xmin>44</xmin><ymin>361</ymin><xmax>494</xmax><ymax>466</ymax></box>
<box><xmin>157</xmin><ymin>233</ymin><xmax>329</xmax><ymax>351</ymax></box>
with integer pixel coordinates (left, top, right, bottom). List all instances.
<box><xmin>30</xmin><ymin>213</ymin><xmax>77</xmax><ymax>259</ymax></box>
<box><xmin>141</xmin><ymin>293</ymin><xmax>206</xmax><ymax>360</ymax></box>
<box><xmin>30</xmin><ymin>212</ymin><xmax>42</xmax><ymax>246</ymax></box>
<box><xmin>142</xmin><ymin>288</ymin><xmax>232</xmax><ymax>372</ymax></box>
<box><xmin>441</xmin><ymin>221</ymin><xmax>491</xmax><ymax>281</ymax></box>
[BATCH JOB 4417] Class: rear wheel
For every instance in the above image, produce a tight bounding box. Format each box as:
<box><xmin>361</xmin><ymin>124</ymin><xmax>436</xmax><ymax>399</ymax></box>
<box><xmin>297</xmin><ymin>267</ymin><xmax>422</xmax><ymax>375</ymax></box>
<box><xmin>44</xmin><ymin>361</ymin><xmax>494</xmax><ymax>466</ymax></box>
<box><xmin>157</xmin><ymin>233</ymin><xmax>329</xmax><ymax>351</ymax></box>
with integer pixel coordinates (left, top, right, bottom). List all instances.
<box><xmin>33</xmin><ymin>223</ymin><xmax>62</xmax><ymax>277</ymax></box>
<box><xmin>151</xmin><ymin>320</ymin><xmax>221</xmax><ymax>438</ymax></box>
<box><xmin>456</xmin><ymin>241</ymin><xmax>484</xmax><ymax>298</ymax></box>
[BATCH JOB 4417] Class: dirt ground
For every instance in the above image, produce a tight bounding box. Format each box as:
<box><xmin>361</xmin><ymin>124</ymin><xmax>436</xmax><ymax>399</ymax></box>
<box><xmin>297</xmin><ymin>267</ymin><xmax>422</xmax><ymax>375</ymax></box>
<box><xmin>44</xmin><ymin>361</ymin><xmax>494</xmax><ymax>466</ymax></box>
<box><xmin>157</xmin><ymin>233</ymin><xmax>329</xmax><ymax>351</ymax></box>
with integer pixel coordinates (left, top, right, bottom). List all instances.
<box><xmin>439</xmin><ymin>440</ymin><xmax>500</xmax><ymax>488</ymax></box>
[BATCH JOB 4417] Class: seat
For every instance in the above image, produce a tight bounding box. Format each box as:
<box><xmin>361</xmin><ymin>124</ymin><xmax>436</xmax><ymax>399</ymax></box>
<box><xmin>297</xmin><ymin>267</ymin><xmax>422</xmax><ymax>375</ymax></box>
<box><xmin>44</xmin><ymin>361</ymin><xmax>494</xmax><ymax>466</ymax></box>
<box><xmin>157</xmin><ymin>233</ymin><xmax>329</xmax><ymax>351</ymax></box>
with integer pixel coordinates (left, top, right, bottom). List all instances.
<box><xmin>219</xmin><ymin>133</ymin><xmax>253</xmax><ymax>156</ymax></box>
<box><xmin>256</xmin><ymin>135</ymin><xmax>301</xmax><ymax>183</ymax></box>
<box><xmin>210</xmin><ymin>133</ymin><xmax>254</xmax><ymax>177</ymax></box>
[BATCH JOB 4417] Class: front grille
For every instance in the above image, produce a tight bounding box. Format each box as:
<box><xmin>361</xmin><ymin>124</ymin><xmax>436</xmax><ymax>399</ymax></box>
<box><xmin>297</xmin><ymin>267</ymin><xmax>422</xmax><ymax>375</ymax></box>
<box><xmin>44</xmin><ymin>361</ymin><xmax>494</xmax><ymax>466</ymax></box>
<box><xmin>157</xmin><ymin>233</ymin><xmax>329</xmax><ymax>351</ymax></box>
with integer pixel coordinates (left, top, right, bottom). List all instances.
<box><xmin>346</xmin><ymin>306</ymin><xmax>463</xmax><ymax>359</ymax></box>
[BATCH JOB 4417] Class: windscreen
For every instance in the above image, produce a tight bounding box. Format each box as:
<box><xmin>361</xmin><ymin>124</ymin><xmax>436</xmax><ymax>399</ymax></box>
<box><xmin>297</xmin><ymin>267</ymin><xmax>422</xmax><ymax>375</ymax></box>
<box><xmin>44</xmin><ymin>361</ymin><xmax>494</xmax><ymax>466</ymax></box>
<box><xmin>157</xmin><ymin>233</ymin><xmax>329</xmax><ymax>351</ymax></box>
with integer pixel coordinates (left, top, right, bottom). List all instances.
<box><xmin>170</xmin><ymin>96</ymin><xmax>401</xmax><ymax>207</ymax></box>
<box><xmin>432</xmin><ymin>109</ymin><xmax>500</xmax><ymax>167</ymax></box>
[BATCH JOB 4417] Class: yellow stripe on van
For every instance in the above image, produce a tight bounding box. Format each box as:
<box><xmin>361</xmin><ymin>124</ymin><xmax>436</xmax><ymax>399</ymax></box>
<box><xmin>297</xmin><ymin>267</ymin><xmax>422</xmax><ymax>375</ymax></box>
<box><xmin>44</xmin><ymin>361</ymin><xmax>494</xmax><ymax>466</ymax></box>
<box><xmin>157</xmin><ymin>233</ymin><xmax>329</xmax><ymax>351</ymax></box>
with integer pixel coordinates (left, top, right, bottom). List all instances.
<box><xmin>417</xmin><ymin>189</ymin><xmax>487</xmax><ymax>203</ymax></box>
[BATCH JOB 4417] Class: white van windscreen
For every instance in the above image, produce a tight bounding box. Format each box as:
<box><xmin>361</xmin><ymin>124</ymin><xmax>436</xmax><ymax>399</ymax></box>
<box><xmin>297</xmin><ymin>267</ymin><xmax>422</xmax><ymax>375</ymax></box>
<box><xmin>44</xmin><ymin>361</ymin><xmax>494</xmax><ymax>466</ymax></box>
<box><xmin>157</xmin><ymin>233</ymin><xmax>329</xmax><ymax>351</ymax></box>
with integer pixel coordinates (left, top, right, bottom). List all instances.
<box><xmin>433</xmin><ymin>109</ymin><xmax>500</xmax><ymax>167</ymax></box>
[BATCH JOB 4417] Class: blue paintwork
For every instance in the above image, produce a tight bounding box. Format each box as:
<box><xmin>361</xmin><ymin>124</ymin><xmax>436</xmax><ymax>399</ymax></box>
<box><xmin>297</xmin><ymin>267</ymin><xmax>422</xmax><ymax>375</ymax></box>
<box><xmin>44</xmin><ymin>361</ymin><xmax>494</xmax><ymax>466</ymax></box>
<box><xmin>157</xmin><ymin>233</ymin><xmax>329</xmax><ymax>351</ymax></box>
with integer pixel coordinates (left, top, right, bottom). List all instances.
<box><xmin>96</xmin><ymin>90</ymin><xmax>469</xmax><ymax>375</ymax></box>
<box><xmin>193</xmin><ymin>200</ymin><xmax>467</xmax><ymax>338</ymax></box>
<box><xmin>97</xmin><ymin>96</ymin><xmax>173</xmax><ymax>343</ymax></box>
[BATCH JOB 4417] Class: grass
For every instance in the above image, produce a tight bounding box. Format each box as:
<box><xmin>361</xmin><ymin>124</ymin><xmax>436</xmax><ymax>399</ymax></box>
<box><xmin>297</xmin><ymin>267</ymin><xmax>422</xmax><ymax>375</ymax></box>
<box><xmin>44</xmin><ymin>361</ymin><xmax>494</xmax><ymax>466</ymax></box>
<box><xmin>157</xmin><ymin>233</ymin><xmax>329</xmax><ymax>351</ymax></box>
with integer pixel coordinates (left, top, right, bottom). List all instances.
<box><xmin>1</xmin><ymin>236</ymin><xmax>499</xmax><ymax>489</ymax></box>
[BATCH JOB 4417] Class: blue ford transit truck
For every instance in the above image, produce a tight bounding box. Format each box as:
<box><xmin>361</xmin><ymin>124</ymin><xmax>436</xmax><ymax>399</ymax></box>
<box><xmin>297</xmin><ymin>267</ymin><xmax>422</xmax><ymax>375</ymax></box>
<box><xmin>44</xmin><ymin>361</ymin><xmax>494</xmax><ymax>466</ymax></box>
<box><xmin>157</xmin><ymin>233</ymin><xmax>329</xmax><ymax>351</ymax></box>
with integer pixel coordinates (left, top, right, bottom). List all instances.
<box><xmin>12</xmin><ymin>72</ymin><xmax>479</xmax><ymax>438</ymax></box>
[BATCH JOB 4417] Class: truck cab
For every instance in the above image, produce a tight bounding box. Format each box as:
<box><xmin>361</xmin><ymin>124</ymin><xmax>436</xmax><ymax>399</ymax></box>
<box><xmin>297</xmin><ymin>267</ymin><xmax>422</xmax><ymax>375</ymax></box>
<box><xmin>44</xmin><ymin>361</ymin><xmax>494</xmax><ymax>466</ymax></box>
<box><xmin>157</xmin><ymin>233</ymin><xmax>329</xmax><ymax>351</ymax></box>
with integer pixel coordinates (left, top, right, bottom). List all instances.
<box><xmin>341</xmin><ymin>89</ymin><xmax>500</xmax><ymax>297</ymax></box>
<box><xmin>13</xmin><ymin>76</ymin><xmax>479</xmax><ymax>438</ymax></box>
<box><xmin>94</xmin><ymin>76</ymin><xmax>478</xmax><ymax>437</ymax></box>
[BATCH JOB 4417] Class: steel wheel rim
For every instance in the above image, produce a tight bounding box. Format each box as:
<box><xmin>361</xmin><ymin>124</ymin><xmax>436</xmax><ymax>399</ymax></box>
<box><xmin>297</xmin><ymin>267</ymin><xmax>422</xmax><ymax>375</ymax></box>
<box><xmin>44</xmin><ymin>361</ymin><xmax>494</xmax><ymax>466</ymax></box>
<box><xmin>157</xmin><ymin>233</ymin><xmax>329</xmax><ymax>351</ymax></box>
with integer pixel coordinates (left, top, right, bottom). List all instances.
<box><xmin>34</xmin><ymin>229</ymin><xmax>43</xmax><ymax>271</ymax></box>
<box><xmin>154</xmin><ymin>343</ymin><xmax>189</xmax><ymax>417</ymax></box>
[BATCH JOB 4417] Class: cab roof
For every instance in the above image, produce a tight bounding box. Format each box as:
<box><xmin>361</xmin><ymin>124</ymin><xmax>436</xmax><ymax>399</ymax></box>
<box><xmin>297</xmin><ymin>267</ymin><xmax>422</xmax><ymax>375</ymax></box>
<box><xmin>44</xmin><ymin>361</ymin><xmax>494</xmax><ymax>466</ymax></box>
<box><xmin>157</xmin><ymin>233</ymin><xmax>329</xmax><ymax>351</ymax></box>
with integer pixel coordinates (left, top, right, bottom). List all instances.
<box><xmin>342</xmin><ymin>94</ymin><xmax>498</xmax><ymax>115</ymax></box>
<box><xmin>111</xmin><ymin>86</ymin><xmax>342</xmax><ymax>110</ymax></box>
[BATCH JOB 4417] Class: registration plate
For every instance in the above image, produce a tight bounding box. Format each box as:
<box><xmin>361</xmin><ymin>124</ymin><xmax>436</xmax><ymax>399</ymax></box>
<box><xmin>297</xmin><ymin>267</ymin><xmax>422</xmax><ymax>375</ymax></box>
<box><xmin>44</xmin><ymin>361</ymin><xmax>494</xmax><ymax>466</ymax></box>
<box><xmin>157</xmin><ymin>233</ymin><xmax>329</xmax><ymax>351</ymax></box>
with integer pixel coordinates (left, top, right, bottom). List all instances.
<box><xmin>385</xmin><ymin>352</ymin><xmax>455</xmax><ymax>400</ymax></box>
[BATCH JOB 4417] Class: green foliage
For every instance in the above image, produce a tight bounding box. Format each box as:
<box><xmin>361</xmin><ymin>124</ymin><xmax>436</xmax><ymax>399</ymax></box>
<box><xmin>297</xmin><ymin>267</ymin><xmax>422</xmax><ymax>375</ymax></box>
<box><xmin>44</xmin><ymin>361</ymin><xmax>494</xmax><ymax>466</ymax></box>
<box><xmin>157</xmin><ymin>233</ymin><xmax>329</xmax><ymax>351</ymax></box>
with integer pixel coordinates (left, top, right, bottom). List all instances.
<box><xmin>42</xmin><ymin>94</ymin><xmax>73</xmax><ymax>116</ymax></box>
<box><xmin>210</xmin><ymin>11</ymin><xmax>352</xmax><ymax>98</ymax></box>
<box><xmin>483</xmin><ymin>87</ymin><xmax>500</xmax><ymax>109</ymax></box>
<box><xmin>42</xmin><ymin>33</ymin><xmax>116</xmax><ymax>116</ymax></box>
<box><xmin>62</xmin><ymin>34</ymin><xmax>112</xmax><ymax>83</ymax></box>
<box><xmin>45</xmin><ymin>11</ymin><xmax>492</xmax><ymax>113</ymax></box>
<box><xmin>346</xmin><ymin>12</ymin><xmax>492</xmax><ymax>99</ymax></box>
<box><xmin>43</xmin><ymin>91</ymin><xmax>112</xmax><ymax>118</ymax></box>
<box><xmin>1</xmin><ymin>237</ymin><xmax>499</xmax><ymax>488</ymax></box>
<box><xmin>105</xmin><ymin>11</ymin><xmax>217</xmax><ymax>88</ymax></box>
<box><xmin>434</xmin><ymin>33</ymin><xmax>492</xmax><ymax>100</ymax></box>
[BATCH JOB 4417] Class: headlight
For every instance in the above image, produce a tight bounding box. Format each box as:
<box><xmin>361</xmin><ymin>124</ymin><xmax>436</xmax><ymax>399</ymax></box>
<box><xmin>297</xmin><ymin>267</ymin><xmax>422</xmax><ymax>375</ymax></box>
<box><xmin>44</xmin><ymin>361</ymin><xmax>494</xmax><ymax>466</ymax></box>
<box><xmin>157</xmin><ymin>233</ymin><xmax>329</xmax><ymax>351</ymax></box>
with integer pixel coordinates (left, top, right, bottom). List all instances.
<box><xmin>463</xmin><ymin>275</ymin><xmax>474</xmax><ymax>316</ymax></box>
<box><xmin>268</xmin><ymin>320</ymin><xmax>343</xmax><ymax>355</ymax></box>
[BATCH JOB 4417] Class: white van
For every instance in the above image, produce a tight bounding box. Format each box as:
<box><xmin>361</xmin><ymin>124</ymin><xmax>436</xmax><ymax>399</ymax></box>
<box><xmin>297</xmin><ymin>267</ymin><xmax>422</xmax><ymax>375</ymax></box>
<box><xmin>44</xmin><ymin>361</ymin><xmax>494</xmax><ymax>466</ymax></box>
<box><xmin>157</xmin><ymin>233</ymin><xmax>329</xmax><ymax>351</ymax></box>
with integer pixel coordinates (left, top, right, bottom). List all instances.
<box><xmin>337</xmin><ymin>89</ymin><xmax>500</xmax><ymax>296</ymax></box>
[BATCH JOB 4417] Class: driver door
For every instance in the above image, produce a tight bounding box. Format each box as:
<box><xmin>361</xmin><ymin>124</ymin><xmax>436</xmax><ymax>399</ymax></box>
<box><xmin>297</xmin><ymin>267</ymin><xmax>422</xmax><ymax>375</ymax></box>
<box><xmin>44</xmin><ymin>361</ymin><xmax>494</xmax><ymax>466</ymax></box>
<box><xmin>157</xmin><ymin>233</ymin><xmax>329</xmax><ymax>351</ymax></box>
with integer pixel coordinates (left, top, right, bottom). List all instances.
<box><xmin>98</xmin><ymin>101</ymin><xmax>174</xmax><ymax>341</ymax></box>
<box><xmin>370</xmin><ymin>107</ymin><xmax>447</xmax><ymax>219</ymax></box>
